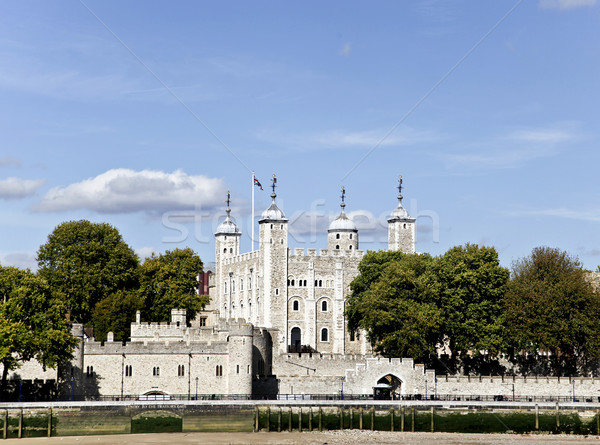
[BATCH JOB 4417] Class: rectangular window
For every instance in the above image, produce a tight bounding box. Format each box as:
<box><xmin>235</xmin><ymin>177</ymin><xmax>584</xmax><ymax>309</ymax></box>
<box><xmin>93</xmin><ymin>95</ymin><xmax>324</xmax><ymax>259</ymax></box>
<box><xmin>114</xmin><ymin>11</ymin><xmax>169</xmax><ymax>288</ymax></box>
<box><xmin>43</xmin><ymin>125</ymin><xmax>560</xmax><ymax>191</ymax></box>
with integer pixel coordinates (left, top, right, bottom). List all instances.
<box><xmin>199</xmin><ymin>317</ymin><xmax>207</xmax><ymax>327</ymax></box>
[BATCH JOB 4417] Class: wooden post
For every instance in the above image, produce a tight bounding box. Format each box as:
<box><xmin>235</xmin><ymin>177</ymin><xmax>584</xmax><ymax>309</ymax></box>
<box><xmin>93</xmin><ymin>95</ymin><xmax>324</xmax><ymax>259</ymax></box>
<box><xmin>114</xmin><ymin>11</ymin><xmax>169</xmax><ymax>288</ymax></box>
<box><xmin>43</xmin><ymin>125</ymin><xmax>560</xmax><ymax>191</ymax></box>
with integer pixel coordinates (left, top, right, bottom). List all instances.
<box><xmin>359</xmin><ymin>407</ymin><xmax>363</xmax><ymax>430</ymax></box>
<box><xmin>411</xmin><ymin>408</ymin><xmax>415</xmax><ymax>432</ymax></box>
<box><xmin>3</xmin><ymin>410</ymin><xmax>8</xmax><ymax>439</ymax></box>
<box><xmin>430</xmin><ymin>406</ymin><xmax>434</xmax><ymax>432</ymax></box>
<box><xmin>299</xmin><ymin>408</ymin><xmax>302</xmax><ymax>433</ymax></box>
<box><xmin>288</xmin><ymin>408</ymin><xmax>292</xmax><ymax>432</ymax></box>
<box><xmin>339</xmin><ymin>407</ymin><xmax>343</xmax><ymax>430</ymax></box>
<box><xmin>266</xmin><ymin>407</ymin><xmax>270</xmax><ymax>432</ymax></box>
<box><xmin>18</xmin><ymin>409</ymin><xmax>22</xmax><ymax>439</ymax></box>
<box><xmin>535</xmin><ymin>404</ymin><xmax>539</xmax><ymax>430</ymax></box>
<box><xmin>401</xmin><ymin>407</ymin><xmax>405</xmax><ymax>432</ymax></box>
<box><xmin>370</xmin><ymin>407</ymin><xmax>374</xmax><ymax>431</ymax></box>
<box><xmin>309</xmin><ymin>407</ymin><xmax>312</xmax><ymax>432</ymax></box>
<box><xmin>319</xmin><ymin>407</ymin><xmax>323</xmax><ymax>432</ymax></box>
<box><xmin>350</xmin><ymin>408</ymin><xmax>354</xmax><ymax>429</ymax></box>
<box><xmin>254</xmin><ymin>406</ymin><xmax>258</xmax><ymax>432</ymax></box>
<box><xmin>596</xmin><ymin>409</ymin><xmax>599</xmax><ymax>436</ymax></box>
<box><xmin>48</xmin><ymin>408</ymin><xmax>52</xmax><ymax>437</ymax></box>
<box><xmin>390</xmin><ymin>408</ymin><xmax>394</xmax><ymax>432</ymax></box>
<box><xmin>278</xmin><ymin>408</ymin><xmax>281</xmax><ymax>432</ymax></box>
<box><xmin>556</xmin><ymin>403</ymin><xmax>560</xmax><ymax>429</ymax></box>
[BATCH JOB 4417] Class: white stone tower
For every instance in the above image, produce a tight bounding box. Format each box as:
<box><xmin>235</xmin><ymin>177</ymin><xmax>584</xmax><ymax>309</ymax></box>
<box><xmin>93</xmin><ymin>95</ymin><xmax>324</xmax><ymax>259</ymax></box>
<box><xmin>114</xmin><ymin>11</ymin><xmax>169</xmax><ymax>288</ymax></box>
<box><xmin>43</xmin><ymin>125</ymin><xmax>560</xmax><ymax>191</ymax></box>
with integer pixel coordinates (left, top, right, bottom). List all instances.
<box><xmin>388</xmin><ymin>175</ymin><xmax>416</xmax><ymax>253</ymax></box>
<box><xmin>215</xmin><ymin>191</ymin><xmax>241</xmax><ymax>318</ymax></box>
<box><xmin>258</xmin><ymin>174</ymin><xmax>288</xmax><ymax>350</ymax></box>
<box><xmin>328</xmin><ymin>186</ymin><xmax>358</xmax><ymax>252</ymax></box>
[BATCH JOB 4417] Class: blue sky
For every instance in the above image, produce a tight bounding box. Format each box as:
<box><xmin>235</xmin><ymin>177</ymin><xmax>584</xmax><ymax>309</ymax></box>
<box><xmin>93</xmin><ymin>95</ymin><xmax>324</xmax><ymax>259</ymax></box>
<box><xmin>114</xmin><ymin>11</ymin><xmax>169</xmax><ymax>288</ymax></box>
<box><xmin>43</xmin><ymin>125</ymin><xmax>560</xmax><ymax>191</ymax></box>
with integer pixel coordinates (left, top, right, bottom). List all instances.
<box><xmin>1</xmin><ymin>0</ymin><xmax>599</xmax><ymax>271</ymax></box>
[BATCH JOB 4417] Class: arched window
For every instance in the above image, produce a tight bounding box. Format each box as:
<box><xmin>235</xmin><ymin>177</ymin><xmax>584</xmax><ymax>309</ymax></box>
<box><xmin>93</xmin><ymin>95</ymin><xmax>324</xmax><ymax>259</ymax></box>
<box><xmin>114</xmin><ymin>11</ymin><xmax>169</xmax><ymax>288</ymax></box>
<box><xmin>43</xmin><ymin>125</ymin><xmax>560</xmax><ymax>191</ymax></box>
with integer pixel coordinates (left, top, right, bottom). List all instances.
<box><xmin>292</xmin><ymin>300</ymin><xmax>299</xmax><ymax>311</ymax></box>
<box><xmin>349</xmin><ymin>233</ymin><xmax>353</xmax><ymax>239</ymax></box>
<box><xmin>303</xmin><ymin>280</ymin><xmax>307</xmax><ymax>286</ymax></box>
<box><xmin>321</xmin><ymin>328</ymin><xmax>329</xmax><ymax>342</ymax></box>
<box><xmin>125</xmin><ymin>365</ymin><xmax>132</xmax><ymax>377</ymax></box>
<box><xmin>403</xmin><ymin>223</ymin><xmax>407</xmax><ymax>229</ymax></box>
<box><xmin>321</xmin><ymin>300</ymin><xmax>328</xmax><ymax>311</ymax></box>
<box><xmin>336</xmin><ymin>233</ymin><xmax>340</xmax><ymax>239</ymax></box>
<box><xmin>335</xmin><ymin>245</ymin><xmax>340</xmax><ymax>250</ymax></box>
<box><xmin>319</xmin><ymin>280</ymin><xmax>322</xmax><ymax>287</ymax></box>
<box><xmin>224</xmin><ymin>282</ymin><xmax>227</xmax><ymax>294</ymax></box>
<box><xmin>216</xmin><ymin>365</ymin><xmax>223</xmax><ymax>376</ymax></box>
<box><xmin>232</xmin><ymin>280</ymin><xmax>235</xmax><ymax>292</ymax></box>
<box><xmin>223</xmin><ymin>248</ymin><xmax>227</xmax><ymax>253</ymax></box>
<box><xmin>229</xmin><ymin>248</ymin><xmax>233</xmax><ymax>253</ymax></box>
<box><xmin>178</xmin><ymin>365</ymin><xmax>185</xmax><ymax>376</ymax></box>
<box><xmin>153</xmin><ymin>367</ymin><xmax>160</xmax><ymax>376</ymax></box>
<box><xmin>240</xmin><ymin>279</ymin><xmax>243</xmax><ymax>291</ymax></box>
<box><xmin>349</xmin><ymin>245</ymin><xmax>353</xmax><ymax>250</ymax></box>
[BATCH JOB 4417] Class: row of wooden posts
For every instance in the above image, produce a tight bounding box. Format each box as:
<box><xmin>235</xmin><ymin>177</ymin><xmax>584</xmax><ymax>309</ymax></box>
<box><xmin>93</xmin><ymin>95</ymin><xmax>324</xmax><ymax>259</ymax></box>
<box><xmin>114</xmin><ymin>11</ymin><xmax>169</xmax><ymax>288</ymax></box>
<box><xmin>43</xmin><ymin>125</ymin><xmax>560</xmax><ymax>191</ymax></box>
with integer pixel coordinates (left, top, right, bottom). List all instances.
<box><xmin>2</xmin><ymin>409</ymin><xmax>53</xmax><ymax>439</ymax></box>
<box><xmin>254</xmin><ymin>406</ymin><xmax>431</xmax><ymax>433</ymax></box>
<box><xmin>253</xmin><ymin>405</ymin><xmax>600</xmax><ymax>433</ymax></box>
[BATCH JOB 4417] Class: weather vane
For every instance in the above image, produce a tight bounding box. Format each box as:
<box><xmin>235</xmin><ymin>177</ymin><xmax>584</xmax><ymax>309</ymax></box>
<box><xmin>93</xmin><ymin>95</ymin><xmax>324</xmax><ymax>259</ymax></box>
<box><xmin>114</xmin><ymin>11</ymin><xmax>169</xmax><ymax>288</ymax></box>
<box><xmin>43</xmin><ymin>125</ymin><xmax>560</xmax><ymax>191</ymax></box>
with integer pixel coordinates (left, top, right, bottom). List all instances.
<box><xmin>271</xmin><ymin>174</ymin><xmax>277</xmax><ymax>195</ymax></box>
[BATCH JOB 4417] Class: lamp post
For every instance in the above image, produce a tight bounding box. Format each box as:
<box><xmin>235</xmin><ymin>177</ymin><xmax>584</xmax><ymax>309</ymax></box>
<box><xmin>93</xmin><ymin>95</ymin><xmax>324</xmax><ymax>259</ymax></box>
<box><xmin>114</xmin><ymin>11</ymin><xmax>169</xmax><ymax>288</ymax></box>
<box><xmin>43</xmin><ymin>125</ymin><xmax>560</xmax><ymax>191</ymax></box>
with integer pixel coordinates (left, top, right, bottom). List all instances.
<box><xmin>70</xmin><ymin>376</ymin><xmax>74</xmax><ymax>402</ymax></box>
<box><xmin>425</xmin><ymin>379</ymin><xmax>428</xmax><ymax>400</ymax></box>
<box><xmin>434</xmin><ymin>378</ymin><xmax>437</xmax><ymax>400</ymax></box>
<box><xmin>340</xmin><ymin>377</ymin><xmax>344</xmax><ymax>400</ymax></box>
<box><xmin>195</xmin><ymin>377</ymin><xmax>199</xmax><ymax>400</ymax></box>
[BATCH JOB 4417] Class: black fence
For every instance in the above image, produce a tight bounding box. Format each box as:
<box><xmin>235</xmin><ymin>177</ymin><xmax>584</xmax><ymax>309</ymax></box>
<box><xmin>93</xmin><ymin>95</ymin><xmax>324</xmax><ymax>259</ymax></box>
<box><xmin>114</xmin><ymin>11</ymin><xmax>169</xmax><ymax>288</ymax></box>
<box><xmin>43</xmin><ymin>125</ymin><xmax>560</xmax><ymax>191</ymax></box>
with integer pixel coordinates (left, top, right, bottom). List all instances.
<box><xmin>4</xmin><ymin>392</ymin><xmax>600</xmax><ymax>404</ymax></box>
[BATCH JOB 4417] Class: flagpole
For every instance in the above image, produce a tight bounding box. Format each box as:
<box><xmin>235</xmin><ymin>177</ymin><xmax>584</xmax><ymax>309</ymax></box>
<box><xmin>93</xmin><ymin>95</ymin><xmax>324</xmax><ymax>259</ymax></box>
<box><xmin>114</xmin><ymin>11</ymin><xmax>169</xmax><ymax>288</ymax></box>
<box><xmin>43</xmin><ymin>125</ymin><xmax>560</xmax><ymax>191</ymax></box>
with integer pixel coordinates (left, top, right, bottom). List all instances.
<box><xmin>251</xmin><ymin>171</ymin><xmax>255</xmax><ymax>252</ymax></box>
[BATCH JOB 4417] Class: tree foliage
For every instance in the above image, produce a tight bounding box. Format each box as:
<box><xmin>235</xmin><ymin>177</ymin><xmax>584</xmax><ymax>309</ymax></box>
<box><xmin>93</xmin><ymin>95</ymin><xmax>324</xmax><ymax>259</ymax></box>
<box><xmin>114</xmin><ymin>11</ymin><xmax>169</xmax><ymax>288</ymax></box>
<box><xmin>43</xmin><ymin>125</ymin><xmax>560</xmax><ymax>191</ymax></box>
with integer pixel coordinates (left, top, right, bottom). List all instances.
<box><xmin>504</xmin><ymin>247</ymin><xmax>600</xmax><ymax>376</ymax></box>
<box><xmin>434</xmin><ymin>245</ymin><xmax>509</xmax><ymax>361</ymax></box>
<box><xmin>91</xmin><ymin>290</ymin><xmax>143</xmax><ymax>342</ymax></box>
<box><xmin>0</xmin><ymin>266</ymin><xmax>76</xmax><ymax>395</ymax></box>
<box><xmin>347</xmin><ymin>253</ymin><xmax>441</xmax><ymax>362</ymax></box>
<box><xmin>37</xmin><ymin>220</ymin><xmax>140</xmax><ymax>324</ymax></box>
<box><xmin>346</xmin><ymin>244</ymin><xmax>509</xmax><ymax>372</ymax></box>
<box><xmin>139</xmin><ymin>248</ymin><xmax>208</xmax><ymax>323</ymax></box>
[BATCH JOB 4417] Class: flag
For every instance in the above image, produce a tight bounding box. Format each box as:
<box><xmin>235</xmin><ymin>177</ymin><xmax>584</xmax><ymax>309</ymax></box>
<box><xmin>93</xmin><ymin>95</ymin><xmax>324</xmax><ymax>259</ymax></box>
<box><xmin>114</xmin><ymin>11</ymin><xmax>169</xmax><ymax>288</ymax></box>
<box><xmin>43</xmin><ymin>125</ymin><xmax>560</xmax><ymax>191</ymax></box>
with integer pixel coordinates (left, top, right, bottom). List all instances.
<box><xmin>254</xmin><ymin>177</ymin><xmax>263</xmax><ymax>190</ymax></box>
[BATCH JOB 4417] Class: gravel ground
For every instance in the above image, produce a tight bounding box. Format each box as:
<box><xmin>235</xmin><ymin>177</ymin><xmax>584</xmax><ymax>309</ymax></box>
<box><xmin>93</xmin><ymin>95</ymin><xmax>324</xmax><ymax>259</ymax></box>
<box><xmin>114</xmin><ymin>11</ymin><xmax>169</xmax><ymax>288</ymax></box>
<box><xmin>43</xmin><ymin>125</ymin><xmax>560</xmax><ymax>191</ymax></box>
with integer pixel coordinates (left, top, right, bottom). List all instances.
<box><xmin>6</xmin><ymin>432</ymin><xmax>600</xmax><ymax>445</ymax></box>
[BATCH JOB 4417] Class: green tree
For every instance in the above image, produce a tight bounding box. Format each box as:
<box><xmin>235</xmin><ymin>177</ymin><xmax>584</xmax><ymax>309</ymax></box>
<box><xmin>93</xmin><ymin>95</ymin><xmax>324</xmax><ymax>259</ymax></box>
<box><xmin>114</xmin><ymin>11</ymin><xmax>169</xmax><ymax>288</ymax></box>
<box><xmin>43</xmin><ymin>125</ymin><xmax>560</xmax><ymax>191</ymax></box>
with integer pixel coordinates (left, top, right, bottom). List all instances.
<box><xmin>0</xmin><ymin>266</ymin><xmax>77</xmax><ymax>396</ymax></box>
<box><xmin>346</xmin><ymin>251</ymin><xmax>442</xmax><ymax>362</ymax></box>
<box><xmin>139</xmin><ymin>248</ymin><xmax>208</xmax><ymax>323</ymax></box>
<box><xmin>434</xmin><ymin>244</ymin><xmax>509</xmax><ymax>371</ymax></box>
<box><xmin>504</xmin><ymin>247</ymin><xmax>600</xmax><ymax>376</ymax></box>
<box><xmin>91</xmin><ymin>290</ymin><xmax>143</xmax><ymax>342</ymax></box>
<box><xmin>346</xmin><ymin>250</ymin><xmax>407</xmax><ymax>333</ymax></box>
<box><xmin>37</xmin><ymin>220</ymin><xmax>140</xmax><ymax>324</ymax></box>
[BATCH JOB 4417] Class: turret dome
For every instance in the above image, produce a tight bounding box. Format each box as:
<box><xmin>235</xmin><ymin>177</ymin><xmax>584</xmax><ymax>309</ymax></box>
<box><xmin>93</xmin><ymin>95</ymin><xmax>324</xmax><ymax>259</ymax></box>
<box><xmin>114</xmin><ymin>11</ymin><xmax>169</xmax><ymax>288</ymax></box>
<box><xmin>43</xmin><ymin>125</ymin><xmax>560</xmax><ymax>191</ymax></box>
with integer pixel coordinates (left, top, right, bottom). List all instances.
<box><xmin>328</xmin><ymin>186</ymin><xmax>357</xmax><ymax>232</ymax></box>
<box><xmin>215</xmin><ymin>191</ymin><xmax>241</xmax><ymax>235</ymax></box>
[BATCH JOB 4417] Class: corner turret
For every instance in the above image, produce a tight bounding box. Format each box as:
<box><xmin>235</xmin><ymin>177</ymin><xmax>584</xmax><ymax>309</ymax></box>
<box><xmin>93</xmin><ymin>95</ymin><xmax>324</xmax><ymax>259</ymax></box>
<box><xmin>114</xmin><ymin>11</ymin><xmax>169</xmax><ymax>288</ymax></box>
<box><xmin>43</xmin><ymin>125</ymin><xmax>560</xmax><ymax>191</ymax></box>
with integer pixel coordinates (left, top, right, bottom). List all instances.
<box><xmin>388</xmin><ymin>175</ymin><xmax>416</xmax><ymax>253</ymax></box>
<box><xmin>328</xmin><ymin>186</ymin><xmax>358</xmax><ymax>252</ymax></box>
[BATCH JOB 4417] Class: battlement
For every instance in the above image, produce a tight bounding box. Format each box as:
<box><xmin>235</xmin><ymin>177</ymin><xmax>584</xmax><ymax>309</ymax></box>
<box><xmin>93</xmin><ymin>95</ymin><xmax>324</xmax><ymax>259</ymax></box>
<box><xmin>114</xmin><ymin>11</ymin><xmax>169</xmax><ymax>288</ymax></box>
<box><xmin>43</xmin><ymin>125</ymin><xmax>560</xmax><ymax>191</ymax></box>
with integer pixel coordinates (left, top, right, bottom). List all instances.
<box><xmin>287</xmin><ymin>247</ymin><xmax>365</xmax><ymax>259</ymax></box>
<box><xmin>84</xmin><ymin>339</ymin><xmax>229</xmax><ymax>355</ymax></box>
<box><xmin>222</xmin><ymin>250</ymin><xmax>260</xmax><ymax>266</ymax></box>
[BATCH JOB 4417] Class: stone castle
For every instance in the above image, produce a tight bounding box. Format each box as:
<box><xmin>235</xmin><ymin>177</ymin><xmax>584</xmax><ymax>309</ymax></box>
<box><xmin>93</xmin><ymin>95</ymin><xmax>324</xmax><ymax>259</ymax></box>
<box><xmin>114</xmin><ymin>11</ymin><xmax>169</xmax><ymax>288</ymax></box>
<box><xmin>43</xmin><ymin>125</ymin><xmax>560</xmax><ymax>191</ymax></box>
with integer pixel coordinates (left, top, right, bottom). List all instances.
<box><xmin>6</xmin><ymin>176</ymin><xmax>600</xmax><ymax>401</ymax></box>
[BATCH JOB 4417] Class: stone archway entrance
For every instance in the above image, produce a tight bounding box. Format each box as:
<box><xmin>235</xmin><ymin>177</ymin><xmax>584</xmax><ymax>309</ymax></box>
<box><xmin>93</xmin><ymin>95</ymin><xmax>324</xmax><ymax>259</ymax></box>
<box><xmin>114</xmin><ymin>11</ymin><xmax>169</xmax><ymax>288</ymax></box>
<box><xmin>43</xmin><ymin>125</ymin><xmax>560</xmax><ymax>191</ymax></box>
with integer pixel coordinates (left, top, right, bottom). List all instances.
<box><xmin>289</xmin><ymin>327</ymin><xmax>301</xmax><ymax>352</ymax></box>
<box><xmin>375</xmin><ymin>374</ymin><xmax>402</xmax><ymax>400</ymax></box>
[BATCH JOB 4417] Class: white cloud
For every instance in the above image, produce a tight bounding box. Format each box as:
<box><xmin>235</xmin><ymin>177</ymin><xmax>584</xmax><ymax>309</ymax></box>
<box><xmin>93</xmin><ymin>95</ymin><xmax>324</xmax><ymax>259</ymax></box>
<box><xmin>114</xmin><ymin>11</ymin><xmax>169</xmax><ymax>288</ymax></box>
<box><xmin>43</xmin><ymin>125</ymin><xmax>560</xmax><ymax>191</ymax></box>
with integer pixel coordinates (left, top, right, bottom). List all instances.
<box><xmin>442</xmin><ymin>126</ymin><xmax>576</xmax><ymax>169</ymax></box>
<box><xmin>34</xmin><ymin>169</ymin><xmax>226</xmax><ymax>214</ymax></box>
<box><xmin>0</xmin><ymin>177</ymin><xmax>45</xmax><ymax>200</ymax></box>
<box><xmin>513</xmin><ymin>208</ymin><xmax>600</xmax><ymax>223</ymax></box>
<box><xmin>258</xmin><ymin>126</ymin><xmax>436</xmax><ymax>152</ymax></box>
<box><xmin>539</xmin><ymin>0</ymin><xmax>596</xmax><ymax>9</ymax></box>
<box><xmin>509</xmin><ymin>129</ymin><xmax>573</xmax><ymax>143</ymax></box>
<box><xmin>340</xmin><ymin>42</ymin><xmax>352</xmax><ymax>57</ymax></box>
<box><xmin>0</xmin><ymin>156</ymin><xmax>22</xmax><ymax>168</ymax></box>
<box><xmin>136</xmin><ymin>246</ymin><xmax>157</xmax><ymax>261</ymax></box>
<box><xmin>0</xmin><ymin>252</ymin><xmax>37</xmax><ymax>270</ymax></box>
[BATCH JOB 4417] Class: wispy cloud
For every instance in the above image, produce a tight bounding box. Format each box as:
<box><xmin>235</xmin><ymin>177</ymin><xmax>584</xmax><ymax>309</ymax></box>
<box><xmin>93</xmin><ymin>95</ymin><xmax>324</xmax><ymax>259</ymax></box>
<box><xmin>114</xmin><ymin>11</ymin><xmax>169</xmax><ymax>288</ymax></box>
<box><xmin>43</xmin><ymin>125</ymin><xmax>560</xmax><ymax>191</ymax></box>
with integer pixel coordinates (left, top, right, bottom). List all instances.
<box><xmin>339</xmin><ymin>42</ymin><xmax>352</xmax><ymax>57</ymax></box>
<box><xmin>33</xmin><ymin>169</ymin><xmax>225</xmax><ymax>214</ymax></box>
<box><xmin>0</xmin><ymin>156</ymin><xmax>22</xmax><ymax>168</ymax></box>
<box><xmin>257</xmin><ymin>126</ymin><xmax>436</xmax><ymax>152</ymax></box>
<box><xmin>509</xmin><ymin>207</ymin><xmax>600</xmax><ymax>222</ymax></box>
<box><xmin>0</xmin><ymin>177</ymin><xmax>45</xmax><ymax>200</ymax></box>
<box><xmin>0</xmin><ymin>252</ymin><xmax>37</xmax><ymax>270</ymax></box>
<box><xmin>442</xmin><ymin>125</ymin><xmax>577</xmax><ymax>169</ymax></box>
<box><xmin>539</xmin><ymin>0</ymin><xmax>596</xmax><ymax>10</ymax></box>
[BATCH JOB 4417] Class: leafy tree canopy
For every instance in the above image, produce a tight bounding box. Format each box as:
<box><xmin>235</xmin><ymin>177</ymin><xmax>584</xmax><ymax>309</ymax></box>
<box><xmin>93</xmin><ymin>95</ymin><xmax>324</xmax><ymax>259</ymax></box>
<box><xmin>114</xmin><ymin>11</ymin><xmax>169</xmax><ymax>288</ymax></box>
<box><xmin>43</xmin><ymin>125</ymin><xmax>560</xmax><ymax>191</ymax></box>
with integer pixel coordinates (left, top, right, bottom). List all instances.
<box><xmin>139</xmin><ymin>248</ymin><xmax>208</xmax><ymax>323</ymax></box>
<box><xmin>346</xmin><ymin>244</ymin><xmax>509</xmax><ymax>371</ymax></box>
<box><xmin>504</xmin><ymin>246</ymin><xmax>600</xmax><ymax>376</ymax></box>
<box><xmin>36</xmin><ymin>220</ymin><xmax>140</xmax><ymax>324</ymax></box>
<box><xmin>91</xmin><ymin>290</ymin><xmax>143</xmax><ymax>342</ymax></box>
<box><xmin>0</xmin><ymin>265</ymin><xmax>76</xmax><ymax>395</ymax></box>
